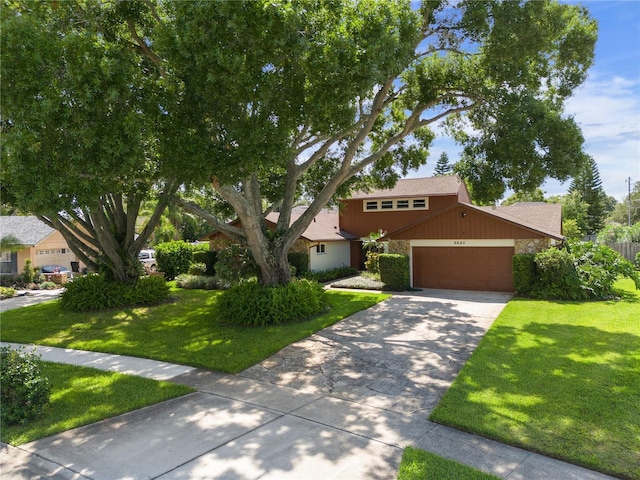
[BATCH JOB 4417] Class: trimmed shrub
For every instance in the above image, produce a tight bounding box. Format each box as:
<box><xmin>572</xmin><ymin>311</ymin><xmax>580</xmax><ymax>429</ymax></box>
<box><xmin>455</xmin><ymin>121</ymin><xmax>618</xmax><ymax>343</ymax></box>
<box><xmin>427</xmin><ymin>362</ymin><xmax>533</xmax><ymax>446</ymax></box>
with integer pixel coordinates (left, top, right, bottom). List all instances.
<box><xmin>188</xmin><ymin>262</ymin><xmax>207</xmax><ymax>276</ymax></box>
<box><xmin>155</xmin><ymin>241</ymin><xmax>194</xmax><ymax>280</ymax></box>
<box><xmin>531</xmin><ymin>248</ymin><xmax>584</xmax><ymax>300</ymax></box>
<box><xmin>60</xmin><ymin>274</ymin><xmax>169</xmax><ymax>312</ymax></box>
<box><xmin>176</xmin><ymin>274</ymin><xmax>220</xmax><ymax>290</ymax></box>
<box><xmin>39</xmin><ymin>281</ymin><xmax>57</xmax><ymax>290</ymax></box>
<box><xmin>303</xmin><ymin>265</ymin><xmax>357</xmax><ymax>283</ymax></box>
<box><xmin>214</xmin><ymin>245</ymin><xmax>258</xmax><ymax>286</ymax></box>
<box><xmin>1</xmin><ymin>346</ymin><xmax>51</xmax><ymax>426</ymax></box>
<box><xmin>288</xmin><ymin>252</ymin><xmax>309</xmax><ymax>277</ymax></box>
<box><xmin>217</xmin><ymin>279</ymin><xmax>328</xmax><ymax>326</ymax></box>
<box><xmin>379</xmin><ymin>254</ymin><xmax>410</xmax><ymax>291</ymax></box>
<box><xmin>0</xmin><ymin>286</ymin><xmax>16</xmax><ymax>299</ymax></box>
<box><xmin>512</xmin><ymin>254</ymin><xmax>536</xmax><ymax>295</ymax></box>
<box><xmin>20</xmin><ymin>259</ymin><xmax>36</xmax><ymax>284</ymax></box>
<box><xmin>193</xmin><ymin>250</ymin><xmax>217</xmax><ymax>277</ymax></box>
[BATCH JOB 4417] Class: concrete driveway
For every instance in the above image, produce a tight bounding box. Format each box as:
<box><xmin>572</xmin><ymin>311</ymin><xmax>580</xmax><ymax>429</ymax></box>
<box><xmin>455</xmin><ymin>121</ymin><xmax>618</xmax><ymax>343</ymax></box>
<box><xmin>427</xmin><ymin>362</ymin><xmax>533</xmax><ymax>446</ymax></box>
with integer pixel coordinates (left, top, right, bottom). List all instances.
<box><xmin>241</xmin><ymin>288</ymin><xmax>513</xmax><ymax>416</ymax></box>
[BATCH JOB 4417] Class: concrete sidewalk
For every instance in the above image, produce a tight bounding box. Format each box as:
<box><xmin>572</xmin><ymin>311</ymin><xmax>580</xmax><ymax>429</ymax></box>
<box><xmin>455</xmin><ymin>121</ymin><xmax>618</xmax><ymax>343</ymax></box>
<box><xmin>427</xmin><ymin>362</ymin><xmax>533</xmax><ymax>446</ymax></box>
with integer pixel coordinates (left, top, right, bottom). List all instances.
<box><xmin>0</xmin><ymin>290</ymin><xmax>617</xmax><ymax>480</ymax></box>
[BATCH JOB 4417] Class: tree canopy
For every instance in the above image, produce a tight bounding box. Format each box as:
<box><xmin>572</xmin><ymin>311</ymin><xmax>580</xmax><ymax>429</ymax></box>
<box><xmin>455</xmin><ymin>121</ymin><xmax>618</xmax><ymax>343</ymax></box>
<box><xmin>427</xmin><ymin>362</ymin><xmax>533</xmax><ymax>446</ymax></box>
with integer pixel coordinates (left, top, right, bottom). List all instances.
<box><xmin>2</xmin><ymin>0</ymin><xmax>598</xmax><ymax>286</ymax></box>
<box><xmin>1</xmin><ymin>2</ymin><xmax>178</xmax><ymax>282</ymax></box>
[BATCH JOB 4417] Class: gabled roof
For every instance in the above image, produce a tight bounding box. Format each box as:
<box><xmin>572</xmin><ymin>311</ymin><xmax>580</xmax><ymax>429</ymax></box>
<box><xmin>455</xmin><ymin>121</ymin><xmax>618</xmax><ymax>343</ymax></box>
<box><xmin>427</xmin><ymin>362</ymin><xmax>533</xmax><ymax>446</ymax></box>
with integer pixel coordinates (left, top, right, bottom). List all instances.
<box><xmin>266</xmin><ymin>207</ymin><xmax>357</xmax><ymax>242</ymax></box>
<box><xmin>347</xmin><ymin>176</ymin><xmax>464</xmax><ymax>200</ymax></box>
<box><xmin>386</xmin><ymin>202</ymin><xmax>564</xmax><ymax>241</ymax></box>
<box><xmin>0</xmin><ymin>216</ymin><xmax>55</xmax><ymax>246</ymax></box>
<box><xmin>478</xmin><ymin>202</ymin><xmax>563</xmax><ymax>238</ymax></box>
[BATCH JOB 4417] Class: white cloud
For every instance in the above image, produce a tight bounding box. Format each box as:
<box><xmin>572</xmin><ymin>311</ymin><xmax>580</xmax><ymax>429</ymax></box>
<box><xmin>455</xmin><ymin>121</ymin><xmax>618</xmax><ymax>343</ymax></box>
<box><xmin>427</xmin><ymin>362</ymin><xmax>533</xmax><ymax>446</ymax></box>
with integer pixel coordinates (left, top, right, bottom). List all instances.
<box><xmin>564</xmin><ymin>73</ymin><xmax>640</xmax><ymax>200</ymax></box>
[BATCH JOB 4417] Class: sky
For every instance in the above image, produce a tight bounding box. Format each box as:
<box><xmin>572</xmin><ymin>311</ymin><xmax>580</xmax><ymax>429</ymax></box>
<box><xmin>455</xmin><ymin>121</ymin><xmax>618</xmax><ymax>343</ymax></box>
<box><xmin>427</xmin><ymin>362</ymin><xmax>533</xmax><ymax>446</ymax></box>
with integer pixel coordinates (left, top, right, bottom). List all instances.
<box><xmin>409</xmin><ymin>0</ymin><xmax>640</xmax><ymax>203</ymax></box>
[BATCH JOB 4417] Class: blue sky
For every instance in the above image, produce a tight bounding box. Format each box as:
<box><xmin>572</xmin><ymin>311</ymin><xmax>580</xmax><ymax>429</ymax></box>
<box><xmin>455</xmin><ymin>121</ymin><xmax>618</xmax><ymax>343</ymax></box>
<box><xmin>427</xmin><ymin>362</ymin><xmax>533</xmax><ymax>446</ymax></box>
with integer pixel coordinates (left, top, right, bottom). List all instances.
<box><xmin>410</xmin><ymin>0</ymin><xmax>640</xmax><ymax>203</ymax></box>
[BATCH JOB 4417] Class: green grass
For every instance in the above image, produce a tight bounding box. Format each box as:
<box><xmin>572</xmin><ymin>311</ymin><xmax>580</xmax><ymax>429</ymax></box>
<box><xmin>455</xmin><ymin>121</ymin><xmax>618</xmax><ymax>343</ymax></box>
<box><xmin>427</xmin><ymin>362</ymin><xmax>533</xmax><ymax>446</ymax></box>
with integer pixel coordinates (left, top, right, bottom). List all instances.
<box><xmin>397</xmin><ymin>447</ymin><xmax>501</xmax><ymax>480</ymax></box>
<box><xmin>430</xmin><ymin>278</ymin><xmax>640</xmax><ymax>480</ymax></box>
<box><xmin>0</xmin><ymin>287</ymin><xmax>390</xmax><ymax>373</ymax></box>
<box><xmin>1</xmin><ymin>362</ymin><xmax>194</xmax><ymax>446</ymax></box>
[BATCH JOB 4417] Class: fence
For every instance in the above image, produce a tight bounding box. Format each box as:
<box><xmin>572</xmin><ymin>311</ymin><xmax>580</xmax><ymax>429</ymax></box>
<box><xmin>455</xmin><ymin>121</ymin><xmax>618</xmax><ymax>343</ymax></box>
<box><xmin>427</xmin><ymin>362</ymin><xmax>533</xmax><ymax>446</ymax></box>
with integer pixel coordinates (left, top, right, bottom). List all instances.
<box><xmin>606</xmin><ymin>243</ymin><xmax>640</xmax><ymax>262</ymax></box>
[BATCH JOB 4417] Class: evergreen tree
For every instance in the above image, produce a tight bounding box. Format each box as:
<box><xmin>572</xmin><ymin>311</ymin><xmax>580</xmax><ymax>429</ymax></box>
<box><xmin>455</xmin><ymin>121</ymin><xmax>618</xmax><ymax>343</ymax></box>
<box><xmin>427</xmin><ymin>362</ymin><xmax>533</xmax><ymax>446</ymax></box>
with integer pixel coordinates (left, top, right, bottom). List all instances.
<box><xmin>434</xmin><ymin>152</ymin><xmax>453</xmax><ymax>176</ymax></box>
<box><xmin>569</xmin><ymin>156</ymin><xmax>608</xmax><ymax>234</ymax></box>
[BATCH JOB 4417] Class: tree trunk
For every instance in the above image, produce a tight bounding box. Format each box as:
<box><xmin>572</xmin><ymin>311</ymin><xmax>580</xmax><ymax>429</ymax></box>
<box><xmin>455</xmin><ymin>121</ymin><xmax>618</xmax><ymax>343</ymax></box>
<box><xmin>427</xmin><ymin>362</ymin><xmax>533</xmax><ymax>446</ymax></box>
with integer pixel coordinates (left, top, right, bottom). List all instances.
<box><xmin>247</xmin><ymin>234</ymin><xmax>292</xmax><ymax>287</ymax></box>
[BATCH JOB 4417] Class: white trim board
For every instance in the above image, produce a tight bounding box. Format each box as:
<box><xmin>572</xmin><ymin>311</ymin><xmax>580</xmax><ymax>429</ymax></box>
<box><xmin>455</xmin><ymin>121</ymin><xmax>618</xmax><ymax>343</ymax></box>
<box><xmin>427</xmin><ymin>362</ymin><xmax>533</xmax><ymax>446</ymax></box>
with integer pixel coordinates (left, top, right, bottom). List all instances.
<box><xmin>410</xmin><ymin>239</ymin><xmax>515</xmax><ymax>248</ymax></box>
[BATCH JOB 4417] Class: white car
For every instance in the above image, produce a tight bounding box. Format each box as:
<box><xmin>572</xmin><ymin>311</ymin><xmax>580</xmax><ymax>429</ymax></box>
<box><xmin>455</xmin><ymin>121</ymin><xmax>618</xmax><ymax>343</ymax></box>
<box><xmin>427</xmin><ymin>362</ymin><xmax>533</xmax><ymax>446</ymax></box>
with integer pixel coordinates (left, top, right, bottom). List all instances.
<box><xmin>138</xmin><ymin>249</ymin><xmax>157</xmax><ymax>273</ymax></box>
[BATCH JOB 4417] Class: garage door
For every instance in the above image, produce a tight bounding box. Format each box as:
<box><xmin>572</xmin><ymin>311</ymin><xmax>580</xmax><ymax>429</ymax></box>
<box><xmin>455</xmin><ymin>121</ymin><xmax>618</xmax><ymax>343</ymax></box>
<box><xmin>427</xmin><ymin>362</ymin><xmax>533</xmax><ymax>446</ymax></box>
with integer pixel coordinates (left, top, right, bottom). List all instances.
<box><xmin>412</xmin><ymin>246</ymin><xmax>515</xmax><ymax>292</ymax></box>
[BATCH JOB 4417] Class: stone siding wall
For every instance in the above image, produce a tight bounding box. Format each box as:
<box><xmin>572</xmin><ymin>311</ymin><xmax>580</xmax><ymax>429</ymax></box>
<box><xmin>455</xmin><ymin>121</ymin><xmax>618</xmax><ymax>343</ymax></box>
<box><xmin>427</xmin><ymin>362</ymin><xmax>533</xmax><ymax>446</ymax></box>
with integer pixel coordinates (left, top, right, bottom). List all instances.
<box><xmin>515</xmin><ymin>238</ymin><xmax>551</xmax><ymax>254</ymax></box>
<box><xmin>388</xmin><ymin>240</ymin><xmax>410</xmax><ymax>255</ymax></box>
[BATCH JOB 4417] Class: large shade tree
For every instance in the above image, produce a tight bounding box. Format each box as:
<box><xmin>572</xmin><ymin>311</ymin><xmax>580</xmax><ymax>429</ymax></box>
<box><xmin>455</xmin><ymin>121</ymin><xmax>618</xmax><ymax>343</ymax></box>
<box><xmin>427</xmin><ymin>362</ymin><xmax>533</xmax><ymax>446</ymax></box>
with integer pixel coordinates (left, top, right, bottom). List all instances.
<box><xmin>3</xmin><ymin>1</ymin><xmax>597</xmax><ymax>286</ymax></box>
<box><xmin>1</xmin><ymin>2</ymin><xmax>178</xmax><ymax>283</ymax></box>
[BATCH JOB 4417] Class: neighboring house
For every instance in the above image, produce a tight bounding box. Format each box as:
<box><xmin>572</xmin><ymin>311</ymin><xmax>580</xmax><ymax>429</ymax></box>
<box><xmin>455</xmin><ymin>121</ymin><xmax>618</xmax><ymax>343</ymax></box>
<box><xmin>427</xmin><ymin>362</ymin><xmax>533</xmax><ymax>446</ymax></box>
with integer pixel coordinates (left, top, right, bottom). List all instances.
<box><xmin>0</xmin><ymin>216</ymin><xmax>81</xmax><ymax>275</ymax></box>
<box><xmin>202</xmin><ymin>176</ymin><xmax>563</xmax><ymax>291</ymax></box>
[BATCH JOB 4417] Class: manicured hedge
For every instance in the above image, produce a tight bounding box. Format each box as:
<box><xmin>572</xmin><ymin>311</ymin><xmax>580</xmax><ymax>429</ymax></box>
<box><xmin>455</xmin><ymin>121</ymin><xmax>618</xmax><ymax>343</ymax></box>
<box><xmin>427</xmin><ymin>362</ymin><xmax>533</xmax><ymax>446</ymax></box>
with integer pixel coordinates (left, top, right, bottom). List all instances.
<box><xmin>379</xmin><ymin>254</ymin><xmax>409</xmax><ymax>291</ymax></box>
<box><xmin>193</xmin><ymin>250</ymin><xmax>217</xmax><ymax>277</ymax></box>
<box><xmin>512</xmin><ymin>254</ymin><xmax>536</xmax><ymax>295</ymax></box>
<box><xmin>154</xmin><ymin>241</ymin><xmax>194</xmax><ymax>280</ymax></box>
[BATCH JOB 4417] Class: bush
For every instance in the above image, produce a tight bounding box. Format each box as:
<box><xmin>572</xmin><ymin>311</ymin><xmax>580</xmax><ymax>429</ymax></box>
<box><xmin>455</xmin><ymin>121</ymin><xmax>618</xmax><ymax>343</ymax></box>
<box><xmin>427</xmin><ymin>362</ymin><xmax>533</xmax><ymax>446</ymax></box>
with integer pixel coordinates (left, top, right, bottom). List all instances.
<box><xmin>188</xmin><ymin>262</ymin><xmax>207</xmax><ymax>276</ymax></box>
<box><xmin>60</xmin><ymin>274</ymin><xmax>169</xmax><ymax>312</ymax></box>
<box><xmin>364</xmin><ymin>251</ymin><xmax>380</xmax><ymax>274</ymax></box>
<box><xmin>39</xmin><ymin>281</ymin><xmax>57</xmax><ymax>290</ymax></box>
<box><xmin>175</xmin><ymin>274</ymin><xmax>220</xmax><ymax>290</ymax></box>
<box><xmin>569</xmin><ymin>241</ymin><xmax>640</xmax><ymax>298</ymax></box>
<box><xmin>0</xmin><ymin>286</ymin><xmax>16</xmax><ymax>299</ymax></box>
<box><xmin>531</xmin><ymin>248</ymin><xmax>585</xmax><ymax>300</ymax></box>
<box><xmin>635</xmin><ymin>251</ymin><xmax>640</xmax><ymax>269</ymax></box>
<box><xmin>512</xmin><ymin>254</ymin><xmax>537</xmax><ymax>295</ymax></box>
<box><xmin>379</xmin><ymin>254</ymin><xmax>410</xmax><ymax>291</ymax></box>
<box><xmin>0</xmin><ymin>346</ymin><xmax>51</xmax><ymax>426</ymax></box>
<box><xmin>303</xmin><ymin>265</ymin><xmax>357</xmax><ymax>283</ymax></box>
<box><xmin>288</xmin><ymin>252</ymin><xmax>309</xmax><ymax>277</ymax></box>
<box><xmin>217</xmin><ymin>279</ymin><xmax>328</xmax><ymax>326</ymax></box>
<box><xmin>20</xmin><ymin>259</ymin><xmax>36</xmax><ymax>284</ymax></box>
<box><xmin>214</xmin><ymin>245</ymin><xmax>259</xmax><ymax>286</ymax></box>
<box><xmin>193</xmin><ymin>250</ymin><xmax>217</xmax><ymax>277</ymax></box>
<box><xmin>155</xmin><ymin>241</ymin><xmax>194</xmax><ymax>280</ymax></box>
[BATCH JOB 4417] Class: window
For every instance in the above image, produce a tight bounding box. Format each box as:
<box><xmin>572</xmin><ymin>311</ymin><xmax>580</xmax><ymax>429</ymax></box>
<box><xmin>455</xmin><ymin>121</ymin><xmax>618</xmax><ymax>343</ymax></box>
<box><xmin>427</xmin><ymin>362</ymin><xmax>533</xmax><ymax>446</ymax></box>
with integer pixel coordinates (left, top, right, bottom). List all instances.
<box><xmin>363</xmin><ymin>197</ymin><xmax>429</xmax><ymax>211</ymax></box>
<box><xmin>316</xmin><ymin>244</ymin><xmax>326</xmax><ymax>254</ymax></box>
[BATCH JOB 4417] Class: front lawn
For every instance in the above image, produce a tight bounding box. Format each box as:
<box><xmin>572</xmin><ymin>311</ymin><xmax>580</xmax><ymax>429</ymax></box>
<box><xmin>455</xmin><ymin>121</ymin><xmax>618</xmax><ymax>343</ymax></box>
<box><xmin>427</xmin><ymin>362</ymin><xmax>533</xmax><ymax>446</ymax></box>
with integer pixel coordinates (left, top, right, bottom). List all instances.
<box><xmin>1</xmin><ymin>362</ymin><xmax>193</xmax><ymax>446</ymax></box>
<box><xmin>397</xmin><ymin>447</ymin><xmax>500</xmax><ymax>480</ymax></box>
<box><xmin>430</xmin><ymin>278</ymin><xmax>640</xmax><ymax>480</ymax></box>
<box><xmin>0</xmin><ymin>287</ymin><xmax>390</xmax><ymax>373</ymax></box>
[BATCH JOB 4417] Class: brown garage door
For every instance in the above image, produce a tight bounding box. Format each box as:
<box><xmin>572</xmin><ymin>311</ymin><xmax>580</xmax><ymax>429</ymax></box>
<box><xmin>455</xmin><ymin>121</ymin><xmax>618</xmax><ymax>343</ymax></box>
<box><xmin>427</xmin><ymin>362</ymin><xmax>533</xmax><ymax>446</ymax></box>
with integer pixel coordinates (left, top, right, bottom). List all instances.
<box><xmin>412</xmin><ymin>246</ymin><xmax>515</xmax><ymax>292</ymax></box>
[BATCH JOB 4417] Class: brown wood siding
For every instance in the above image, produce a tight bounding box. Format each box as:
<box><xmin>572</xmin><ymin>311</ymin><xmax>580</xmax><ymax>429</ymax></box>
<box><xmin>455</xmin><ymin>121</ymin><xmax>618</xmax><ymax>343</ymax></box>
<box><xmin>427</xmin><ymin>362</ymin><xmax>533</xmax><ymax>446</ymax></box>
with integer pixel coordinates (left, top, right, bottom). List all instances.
<box><xmin>350</xmin><ymin>241</ymin><xmax>364</xmax><ymax>269</ymax></box>
<box><xmin>339</xmin><ymin>195</ymin><xmax>459</xmax><ymax>238</ymax></box>
<box><xmin>413</xmin><ymin>246</ymin><xmax>515</xmax><ymax>292</ymax></box>
<box><xmin>392</xmin><ymin>205</ymin><xmax>547</xmax><ymax>240</ymax></box>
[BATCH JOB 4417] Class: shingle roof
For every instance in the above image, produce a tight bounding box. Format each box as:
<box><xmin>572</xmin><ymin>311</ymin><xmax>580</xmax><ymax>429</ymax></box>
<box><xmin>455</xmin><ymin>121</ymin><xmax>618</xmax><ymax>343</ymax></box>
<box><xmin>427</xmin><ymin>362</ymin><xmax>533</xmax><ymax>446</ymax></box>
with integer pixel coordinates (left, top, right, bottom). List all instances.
<box><xmin>478</xmin><ymin>202</ymin><xmax>563</xmax><ymax>237</ymax></box>
<box><xmin>347</xmin><ymin>176</ymin><xmax>463</xmax><ymax>200</ymax></box>
<box><xmin>266</xmin><ymin>207</ymin><xmax>357</xmax><ymax>242</ymax></box>
<box><xmin>0</xmin><ymin>216</ymin><xmax>55</xmax><ymax>246</ymax></box>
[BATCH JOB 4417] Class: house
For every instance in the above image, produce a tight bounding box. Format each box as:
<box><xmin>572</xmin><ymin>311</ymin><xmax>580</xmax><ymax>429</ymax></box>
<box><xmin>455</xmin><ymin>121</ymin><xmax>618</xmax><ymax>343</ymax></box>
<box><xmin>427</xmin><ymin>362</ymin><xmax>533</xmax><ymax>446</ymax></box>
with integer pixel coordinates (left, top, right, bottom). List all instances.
<box><xmin>0</xmin><ymin>216</ymin><xmax>81</xmax><ymax>276</ymax></box>
<box><xmin>203</xmin><ymin>176</ymin><xmax>563</xmax><ymax>292</ymax></box>
<box><xmin>340</xmin><ymin>176</ymin><xmax>562</xmax><ymax>292</ymax></box>
<box><xmin>201</xmin><ymin>207</ymin><xmax>358</xmax><ymax>272</ymax></box>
